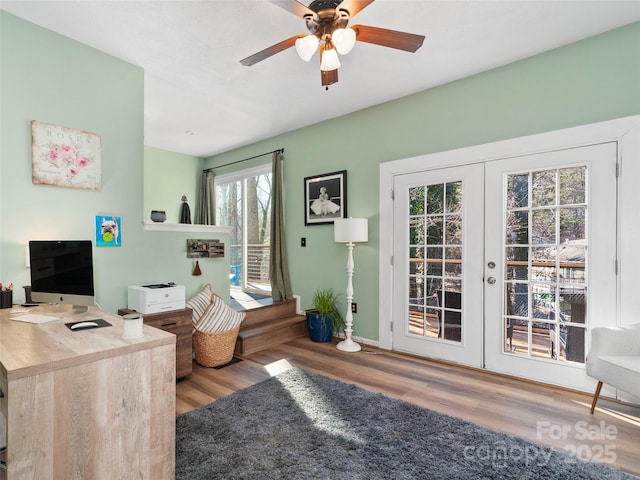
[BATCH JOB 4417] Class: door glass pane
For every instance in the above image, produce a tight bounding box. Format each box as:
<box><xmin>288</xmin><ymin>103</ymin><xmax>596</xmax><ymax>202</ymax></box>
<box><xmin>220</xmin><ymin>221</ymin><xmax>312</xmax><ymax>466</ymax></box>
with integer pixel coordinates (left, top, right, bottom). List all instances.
<box><xmin>506</xmin><ymin>283</ymin><xmax>529</xmax><ymax>317</ymax></box>
<box><xmin>426</xmin><ymin>248</ymin><xmax>442</xmax><ymax>276</ymax></box>
<box><xmin>408</xmin><ymin>305</ymin><xmax>424</xmax><ymax>336</ymax></box>
<box><xmin>426</xmin><ymin>278</ymin><xmax>442</xmax><ymax>304</ymax></box>
<box><xmin>506</xmin><ymin>210</ymin><xmax>529</xmax><ymax>244</ymax></box>
<box><xmin>410</xmin><ymin>218</ymin><xmax>425</xmax><ymax>244</ymax></box>
<box><xmin>506</xmin><ymin>247</ymin><xmax>528</xmax><ymax>280</ymax></box>
<box><xmin>507</xmin><ymin>174</ymin><xmax>529</xmax><ymax>208</ymax></box>
<box><xmin>217</xmin><ymin>180</ymin><xmax>243</xmax><ymax>285</ymax></box>
<box><xmin>407</xmin><ymin>180</ymin><xmax>463</xmax><ymax>342</ymax></box>
<box><xmin>503</xmin><ymin>166</ymin><xmax>588</xmax><ymax>363</ymax></box>
<box><xmin>446</xmin><ymin>181</ymin><xmax>462</xmax><ymax>213</ymax></box>
<box><xmin>426</xmin><ymin>184</ymin><xmax>444</xmax><ymax>214</ymax></box>
<box><xmin>532</xmin><ymin>209</ymin><xmax>556</xmax><ymax>244</ymax></box>
<box><xmin>561</xmin><ymin>324</ymin><xmax>586</xmax><ymax>363</ymax></box>
<box><xmin>409</xmin><ymin>246</ymin><xmax>425</xmax><ymax>275</ymax></box>
<box><xmin>409</xmin><ymin>276</ymin><xmax>423</xmax><ymax>304</ymax></box>
<box><xmin>425</xmin><ymin>307</ymin><xmax>440</xmax><ymax>338</ymax></box>
<box><xmin>532</xmin><ymin>170</ymin><xmax>556</xmax><ymax>207</ymax></box>
<box><xmin>426</xmin><ymin>217</ymin><xmax>443</xmax><ymax>244</ymax></box>
<box><xmin>246</xmin><ymin>173</ymin><xmax>272</xmax><ymax>290</ymax></box>
<box><xmin>532</xmin><ymin>246</ymin><xmax>556</xmax><ymax>283</ymax></box>
<box><xmin>559</xmin><ymin>207</ymin><xmax>585</xmax><ymax>242</ymax></box>
<box><xmin>559</xmin><ymin>167</ymin><xmax>586</xmax><ymax>204</ymax></box>
<box><xmin>409</xmin><ymin>187</ymin><xmax>425</xmax><ymax>215</ymax></box>
<box><xmin>445</xmin><ymin>215</ymin><xmax>462</xmax><ymax>244</ymax></box>
<box><xmin>532</xmin><ymin>285</ymin><xmax>555</xmax><ymax>320</ymax></box>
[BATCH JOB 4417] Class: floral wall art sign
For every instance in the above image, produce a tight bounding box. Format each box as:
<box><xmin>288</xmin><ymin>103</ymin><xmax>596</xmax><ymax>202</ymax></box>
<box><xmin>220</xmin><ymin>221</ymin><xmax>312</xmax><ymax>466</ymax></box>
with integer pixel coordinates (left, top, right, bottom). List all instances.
<box><xmin>31</xmin><ymin>120</ymin><xmax>102</xmax><ymax>190</ymax></box>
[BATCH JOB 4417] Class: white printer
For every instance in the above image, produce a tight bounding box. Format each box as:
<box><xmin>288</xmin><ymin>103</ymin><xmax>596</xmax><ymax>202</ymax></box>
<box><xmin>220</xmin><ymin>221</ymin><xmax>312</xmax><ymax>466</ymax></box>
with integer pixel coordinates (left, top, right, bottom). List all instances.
<box><xmin>127</xmin><ymin>283</ymin><xmax>186</xmax><ymax>314</ymax></box>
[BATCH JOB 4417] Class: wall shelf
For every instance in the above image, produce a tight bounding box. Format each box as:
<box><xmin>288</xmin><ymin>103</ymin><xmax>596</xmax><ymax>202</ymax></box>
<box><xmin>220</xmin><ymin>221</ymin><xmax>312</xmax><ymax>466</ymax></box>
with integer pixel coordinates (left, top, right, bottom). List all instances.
<box><xmin>143</xmin><ymin>222</ymin><xmax>232</xmax><ymax>233</ymax></box>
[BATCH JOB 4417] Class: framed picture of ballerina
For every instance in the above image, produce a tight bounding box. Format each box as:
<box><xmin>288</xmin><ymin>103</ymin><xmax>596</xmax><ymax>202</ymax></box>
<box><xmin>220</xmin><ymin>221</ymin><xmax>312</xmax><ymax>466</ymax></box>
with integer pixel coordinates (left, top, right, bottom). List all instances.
<box><xmin>304</xmin><ymin>170</ymin><xmax>347</xmax><ymax>225</ymax></box>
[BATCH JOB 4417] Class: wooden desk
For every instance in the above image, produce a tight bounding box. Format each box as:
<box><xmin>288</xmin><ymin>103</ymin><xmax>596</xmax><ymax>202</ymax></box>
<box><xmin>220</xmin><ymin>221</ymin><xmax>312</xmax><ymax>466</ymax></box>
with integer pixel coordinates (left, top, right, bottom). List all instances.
<box><xmin>0</xmin><ymin>305</ymin><xmax>176</xmax><ymax>479</ymax></box>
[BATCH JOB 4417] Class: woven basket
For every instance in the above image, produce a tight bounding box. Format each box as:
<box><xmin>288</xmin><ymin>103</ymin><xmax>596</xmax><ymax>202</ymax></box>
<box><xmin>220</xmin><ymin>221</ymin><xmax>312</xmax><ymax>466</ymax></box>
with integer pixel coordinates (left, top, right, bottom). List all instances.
<box><xmin>193</xmin><ymin>325</ymin><xmax>240</xmax><ymax>367</ymax></box>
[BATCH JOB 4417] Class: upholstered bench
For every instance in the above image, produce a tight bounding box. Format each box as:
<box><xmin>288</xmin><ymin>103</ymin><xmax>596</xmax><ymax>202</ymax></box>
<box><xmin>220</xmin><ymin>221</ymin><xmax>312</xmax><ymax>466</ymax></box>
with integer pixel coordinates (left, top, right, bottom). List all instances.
<box><xmin>585</xmin><ymin>323</ymin><xmax>640</xmax><ymax>413</ymax></box>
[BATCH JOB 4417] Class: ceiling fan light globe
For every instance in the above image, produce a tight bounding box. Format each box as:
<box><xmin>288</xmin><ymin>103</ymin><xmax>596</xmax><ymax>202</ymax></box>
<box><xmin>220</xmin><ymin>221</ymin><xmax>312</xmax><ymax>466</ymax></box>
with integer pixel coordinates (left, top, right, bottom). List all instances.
<box><xmin>320</xmin><ymin>47</ymin><xmax>341</xmax><ymax>71</ymax></box>
<box><xmin>332</xmin><ymin>28</ymin><xmax>356</xmax><ymax>55</ymax></box>
<box><xmin>295</xmin><ymin>35</ymin><xmax>319</xmax><ymax>62</ymax></box>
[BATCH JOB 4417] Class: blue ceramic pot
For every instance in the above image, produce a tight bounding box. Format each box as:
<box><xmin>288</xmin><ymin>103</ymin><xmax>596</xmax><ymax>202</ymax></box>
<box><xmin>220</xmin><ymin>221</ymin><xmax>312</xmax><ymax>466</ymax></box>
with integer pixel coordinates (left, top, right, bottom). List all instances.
<box><xmin>307</xmin><ymin>312</ymin><xmax>333</xmax><ymax>342</ymax></box>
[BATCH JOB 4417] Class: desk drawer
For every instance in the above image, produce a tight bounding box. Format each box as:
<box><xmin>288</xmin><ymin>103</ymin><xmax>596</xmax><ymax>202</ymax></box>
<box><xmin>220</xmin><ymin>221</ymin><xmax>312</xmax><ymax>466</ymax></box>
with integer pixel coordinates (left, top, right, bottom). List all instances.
<box><xmin>144</xmin><ymin>314</ymin><xmax>191</xmax><ymax>333</ymax></box>
<box><xmin>118</xmin><ymin>308</ymin><xmax>193</xmax><ymax>379</ymax></box>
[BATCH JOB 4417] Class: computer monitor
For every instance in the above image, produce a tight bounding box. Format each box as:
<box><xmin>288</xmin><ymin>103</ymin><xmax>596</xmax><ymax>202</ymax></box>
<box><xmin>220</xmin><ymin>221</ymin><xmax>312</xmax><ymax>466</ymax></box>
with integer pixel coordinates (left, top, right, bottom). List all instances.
<box><xmin>29</xmin><ymin>240</ymin><xmax>95</xmax><ymax>314</ymax></box>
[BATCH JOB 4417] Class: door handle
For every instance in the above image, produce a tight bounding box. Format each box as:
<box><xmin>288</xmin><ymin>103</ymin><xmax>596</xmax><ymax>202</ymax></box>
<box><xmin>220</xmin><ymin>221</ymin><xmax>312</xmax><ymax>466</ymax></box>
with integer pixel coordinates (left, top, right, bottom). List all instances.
<box><xmin>487</xmin><ymin>277</ymin><xmax>497</xmax><ymax>285</ymax></box>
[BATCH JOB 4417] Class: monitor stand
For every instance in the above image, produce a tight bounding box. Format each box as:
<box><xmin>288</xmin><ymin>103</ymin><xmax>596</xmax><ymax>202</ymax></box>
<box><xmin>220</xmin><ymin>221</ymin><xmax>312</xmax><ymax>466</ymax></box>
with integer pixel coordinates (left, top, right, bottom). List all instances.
<box><xmin>57</xmin><ymin>305</ymin><xmax>90</xmax><ymax>317</ymax></box>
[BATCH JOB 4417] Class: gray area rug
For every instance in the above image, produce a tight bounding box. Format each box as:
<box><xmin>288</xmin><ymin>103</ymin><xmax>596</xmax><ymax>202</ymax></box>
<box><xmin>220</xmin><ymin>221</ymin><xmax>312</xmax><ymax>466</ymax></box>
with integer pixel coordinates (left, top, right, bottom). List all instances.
<box><xmin>176</xmin><ymin>367</ymin><xmax>636</xmax><ymax>479</ymax></box>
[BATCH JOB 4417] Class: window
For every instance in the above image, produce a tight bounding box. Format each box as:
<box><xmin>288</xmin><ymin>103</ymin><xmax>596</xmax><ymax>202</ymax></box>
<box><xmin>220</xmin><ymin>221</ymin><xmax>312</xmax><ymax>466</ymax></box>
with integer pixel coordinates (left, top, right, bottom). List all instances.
<box><xmin>215</xmin><ymin>164</ymin><xmax>272</xmax><ymax>293</ymax></box>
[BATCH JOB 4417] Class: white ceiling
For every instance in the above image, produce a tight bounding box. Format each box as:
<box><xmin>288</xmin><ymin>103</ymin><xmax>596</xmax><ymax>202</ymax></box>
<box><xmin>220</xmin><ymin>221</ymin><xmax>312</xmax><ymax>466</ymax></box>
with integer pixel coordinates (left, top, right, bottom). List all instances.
<box><xmin>2</xmin><ymin>0</ymin><xmax>639</xmax><ymax>158</ymax></box>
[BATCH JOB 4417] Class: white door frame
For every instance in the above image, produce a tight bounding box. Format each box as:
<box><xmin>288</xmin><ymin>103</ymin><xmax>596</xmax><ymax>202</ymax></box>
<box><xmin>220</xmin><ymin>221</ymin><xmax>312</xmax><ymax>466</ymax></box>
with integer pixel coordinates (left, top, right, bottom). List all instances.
<box><xmin>379</xmin><ymin>116</ymin><xmax>640</xmax><ymax>393</ymax></box>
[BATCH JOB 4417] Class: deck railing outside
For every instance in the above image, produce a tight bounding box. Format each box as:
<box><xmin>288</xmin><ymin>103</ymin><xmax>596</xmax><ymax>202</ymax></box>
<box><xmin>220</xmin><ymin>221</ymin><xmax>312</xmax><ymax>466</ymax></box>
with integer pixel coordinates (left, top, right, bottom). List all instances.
<box><xmin>230</xmin><ymin>244</ymin><xmax>270</xmax><ymax>288</ymax></box>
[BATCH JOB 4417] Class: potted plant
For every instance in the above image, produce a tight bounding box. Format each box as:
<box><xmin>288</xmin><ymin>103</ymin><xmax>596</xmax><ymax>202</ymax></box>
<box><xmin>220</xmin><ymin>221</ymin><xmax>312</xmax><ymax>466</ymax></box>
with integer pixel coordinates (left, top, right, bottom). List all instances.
<box><xmin>306</xmin><ymin>288</ymin><xmax>345</xmax><ymax>343</ymax></box>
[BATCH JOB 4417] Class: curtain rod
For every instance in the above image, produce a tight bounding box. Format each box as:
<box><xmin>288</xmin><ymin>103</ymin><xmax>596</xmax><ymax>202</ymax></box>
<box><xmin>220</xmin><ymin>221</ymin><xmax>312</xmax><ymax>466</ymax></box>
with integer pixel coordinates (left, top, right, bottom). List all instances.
<box><xmin>203</xmin><ymin>148</ymin><xmax>284</xmax><ymax>172</ymax></box>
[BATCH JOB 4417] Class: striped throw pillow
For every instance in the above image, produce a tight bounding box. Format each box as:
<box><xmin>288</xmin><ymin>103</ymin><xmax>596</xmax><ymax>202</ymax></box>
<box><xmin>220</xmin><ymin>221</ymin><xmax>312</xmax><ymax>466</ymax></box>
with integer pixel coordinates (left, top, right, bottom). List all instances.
<box><xmin>194</xmin><ymin>293</ymin><xmax>245</xmax><ymax>333</ymax></box>
<box><xmin>186</xmin><ymin>283</ymin><xmax>214</xmax><ymax>325</ymax></box>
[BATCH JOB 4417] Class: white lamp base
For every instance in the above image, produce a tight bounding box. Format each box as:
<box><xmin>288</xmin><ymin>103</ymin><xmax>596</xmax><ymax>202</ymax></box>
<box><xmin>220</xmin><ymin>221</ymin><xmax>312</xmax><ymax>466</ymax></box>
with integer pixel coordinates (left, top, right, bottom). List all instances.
<box><xmin>336</xmin><ymin>338</ymin><xmax>361</xmax><ymax>352</ymax></box>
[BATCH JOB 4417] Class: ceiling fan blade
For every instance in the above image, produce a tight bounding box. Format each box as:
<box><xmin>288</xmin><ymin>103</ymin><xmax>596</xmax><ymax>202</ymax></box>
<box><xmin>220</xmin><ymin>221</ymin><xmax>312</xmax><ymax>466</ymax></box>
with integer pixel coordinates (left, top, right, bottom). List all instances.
<box><xmin>267</xmin><ymin>0</ymin><xmax>316</xmax><ymax>19</ymax></box>
<box><xmin>352</xmin><ymin>24</ymin><xmax>425</xmax><ymax>52</ymax></box>
<box><xmin>337</xmin><ymin>0</ymin><xmax>375</xmax><ymax>18</ymax></box>
<box><xmin>240</xmin><ymin>34</ymin><xmax>304</xmax><ymax>66</ymax></box>
<box><xmin>321</xmin><ymin>68</ymin><xmax>339</xmax><ymax>87</ymax></box>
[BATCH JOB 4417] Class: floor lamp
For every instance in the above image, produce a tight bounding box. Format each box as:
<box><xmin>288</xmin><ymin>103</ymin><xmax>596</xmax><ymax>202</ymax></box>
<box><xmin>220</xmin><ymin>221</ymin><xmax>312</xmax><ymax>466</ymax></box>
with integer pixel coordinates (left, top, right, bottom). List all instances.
<box><xmin>334</xmin><ymin>217</ymin><xmax>368</xmax><ymax>352</ymax></box>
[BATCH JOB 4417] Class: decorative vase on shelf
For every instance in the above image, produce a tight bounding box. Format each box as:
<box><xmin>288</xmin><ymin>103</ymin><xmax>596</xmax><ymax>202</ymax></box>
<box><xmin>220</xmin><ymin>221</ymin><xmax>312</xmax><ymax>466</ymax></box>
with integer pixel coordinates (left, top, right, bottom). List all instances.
<box><xmin>150</xmin><ymin>210</ymin><xmax>167</xmax><ymax>223</ymax></box>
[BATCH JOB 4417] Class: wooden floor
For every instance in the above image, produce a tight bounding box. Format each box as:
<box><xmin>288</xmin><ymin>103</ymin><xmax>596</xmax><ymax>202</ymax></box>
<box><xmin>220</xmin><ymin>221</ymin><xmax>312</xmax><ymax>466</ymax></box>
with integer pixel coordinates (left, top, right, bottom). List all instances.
<box><xmin>176</xmin><ymin>337</ymin><xmax>640</xmax><ymax>477</ymax></box>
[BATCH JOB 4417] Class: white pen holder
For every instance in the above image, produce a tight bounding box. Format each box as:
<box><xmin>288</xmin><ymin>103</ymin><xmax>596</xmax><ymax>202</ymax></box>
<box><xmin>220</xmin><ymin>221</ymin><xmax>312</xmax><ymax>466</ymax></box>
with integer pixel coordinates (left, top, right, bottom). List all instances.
<box><xmin>122</xmin><ymin>313</ymin><xmax>144</xmax><ymax>339</ymax></box>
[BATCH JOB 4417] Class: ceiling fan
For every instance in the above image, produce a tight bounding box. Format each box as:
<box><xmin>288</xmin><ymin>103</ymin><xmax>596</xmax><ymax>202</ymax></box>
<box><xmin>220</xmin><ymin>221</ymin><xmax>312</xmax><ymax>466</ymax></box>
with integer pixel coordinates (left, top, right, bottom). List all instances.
<box><xmin>240</xmin><ymin>0</ymin><xmax>425</xmax><ymax>88</ymax></box>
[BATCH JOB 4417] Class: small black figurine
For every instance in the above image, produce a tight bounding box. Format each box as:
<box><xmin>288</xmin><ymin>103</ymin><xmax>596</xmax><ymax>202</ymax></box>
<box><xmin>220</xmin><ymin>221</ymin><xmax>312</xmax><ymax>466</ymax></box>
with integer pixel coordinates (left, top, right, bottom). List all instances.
<box><xmin>180</xmin><ymin>195</ymin><xmax>191</xmax><ymax>224</ymax></box>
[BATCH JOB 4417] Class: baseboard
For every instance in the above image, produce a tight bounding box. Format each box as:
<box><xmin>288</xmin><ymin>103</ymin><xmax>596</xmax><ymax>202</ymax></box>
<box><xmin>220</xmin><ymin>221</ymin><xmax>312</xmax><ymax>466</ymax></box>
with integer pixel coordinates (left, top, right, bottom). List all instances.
<box><xmin>333</xmin><ymin>332</ymin><xmax>379</xmax><ymax>349</ymax></box>
<box><xmin>293</xmin><ymin>294</ymin><xmax>302</xmax><ymax>315</ymax></box>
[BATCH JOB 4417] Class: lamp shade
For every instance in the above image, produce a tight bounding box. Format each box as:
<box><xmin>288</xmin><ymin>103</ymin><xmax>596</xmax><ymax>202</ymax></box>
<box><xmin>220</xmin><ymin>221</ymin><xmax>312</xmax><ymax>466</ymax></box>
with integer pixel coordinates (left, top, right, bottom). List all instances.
<box><xmin>334</xmin><ymin>217</ymin><xmax>368</xmax><ymax>243</ymax></box>
<box><xmin>295</xmin><ymin>34</ymin><xmax>319</xmax><ymax>62</ymax></box>
<box><xmin>320</xmin><ymin>46</ymin><xmax>341</xmax><ymax>71</ymax></box>
<box><xmin>332</xmin><ymin>28</ymin><xmax>356</xmax><ymax>55</ymax></box>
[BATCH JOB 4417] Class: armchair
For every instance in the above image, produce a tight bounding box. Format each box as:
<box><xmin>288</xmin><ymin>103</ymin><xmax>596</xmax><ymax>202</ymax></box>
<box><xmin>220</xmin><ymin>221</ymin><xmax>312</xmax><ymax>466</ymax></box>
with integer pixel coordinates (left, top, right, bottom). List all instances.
<box><xmin>585</xmin><ymin>323</ymin><xmax>640</xmax><ymax>413</ymax></box>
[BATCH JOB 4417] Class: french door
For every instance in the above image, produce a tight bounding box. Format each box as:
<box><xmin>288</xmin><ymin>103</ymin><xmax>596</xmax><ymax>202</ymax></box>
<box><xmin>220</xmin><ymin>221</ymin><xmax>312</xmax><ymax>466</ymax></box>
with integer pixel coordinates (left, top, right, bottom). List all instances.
<box><xmin>484</xmin><ymin>142</ymin><xmax>617</xmax><ymax>389</ymax></box>
<box><xmin>392</xmin><ymin>163</ymin><xmax>485</xmax><ymax>367</ymax></box>
<box><xmin>391</xmin><ymin>142</ymin><xmax>618</xmax><ymax>390</ymax></box>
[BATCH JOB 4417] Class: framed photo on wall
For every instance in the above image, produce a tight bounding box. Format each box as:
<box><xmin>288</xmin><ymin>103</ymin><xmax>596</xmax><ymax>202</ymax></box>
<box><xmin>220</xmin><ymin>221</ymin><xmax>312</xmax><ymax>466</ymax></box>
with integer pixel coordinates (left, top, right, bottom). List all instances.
<box><xmin>304</xmin><ymin>170</ymin><xmax>347</xmax><ymax>225</ymax></box>
<box><xmin>95</xmin><ymin>215</ymin><xmax>121</xmax><ymax>246</ymax></box>
<box><xmin>31</xmin><ymin>120</ymin><xmax>102</xmax><ymax>190</ymax></box>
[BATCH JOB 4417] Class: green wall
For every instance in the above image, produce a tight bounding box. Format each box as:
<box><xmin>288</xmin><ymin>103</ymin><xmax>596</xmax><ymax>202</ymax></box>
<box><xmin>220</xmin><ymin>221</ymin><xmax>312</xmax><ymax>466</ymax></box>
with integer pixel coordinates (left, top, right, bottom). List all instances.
<box><xmin>144</xmin><ymin>145</ymin><xmax>202</xmax><ymax>224</ymax></box>
<box><xmin>0</xmin><ymin>12</ymin><xmax>230</xmax><ymax>312</ymax></box>
<box><xmin>205</xmin><ymin>22</ymin><xmax>640</xmax><ymax>342</ymax></box>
